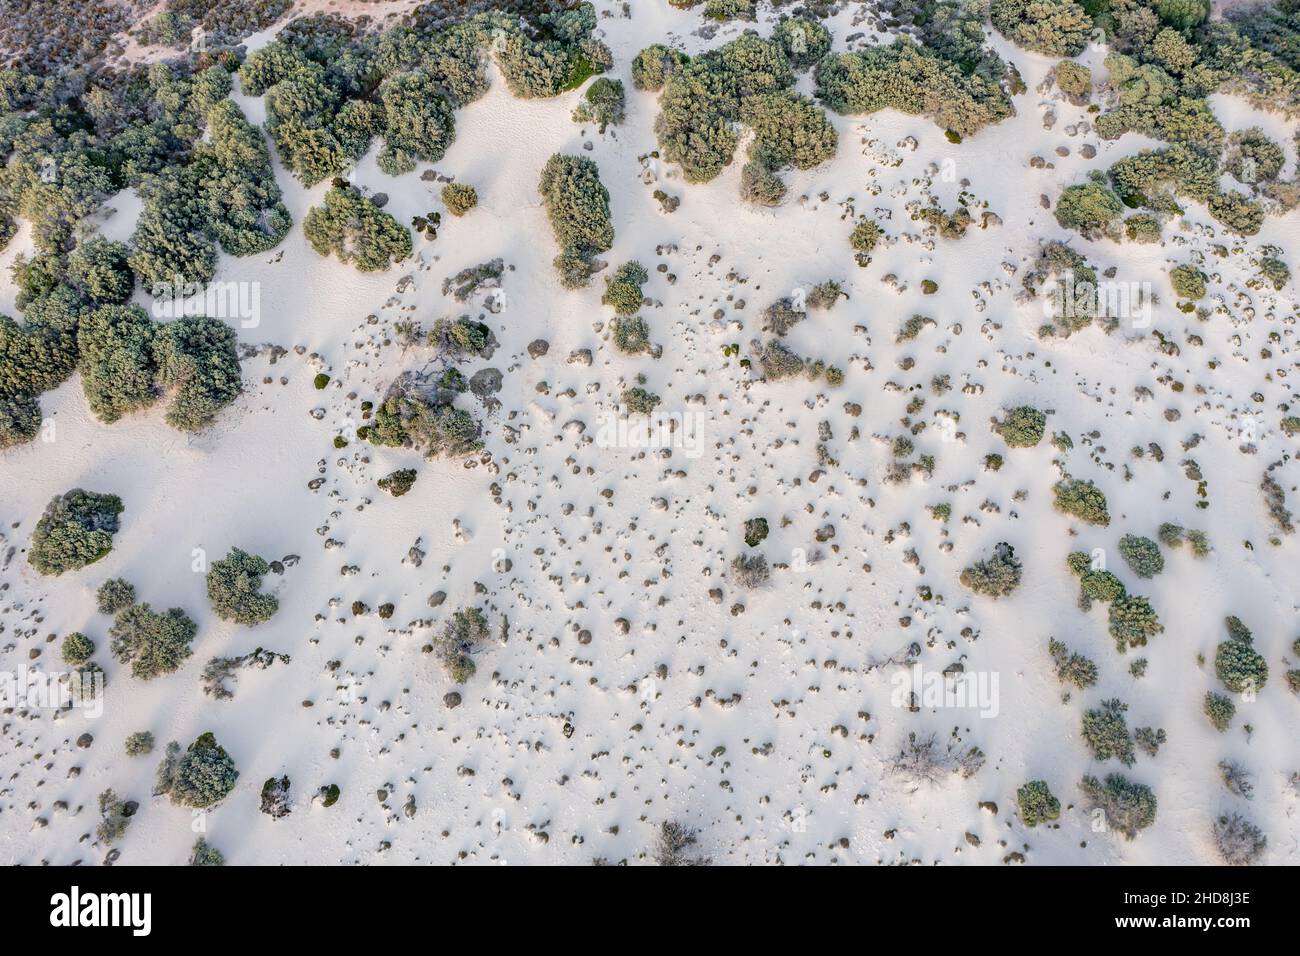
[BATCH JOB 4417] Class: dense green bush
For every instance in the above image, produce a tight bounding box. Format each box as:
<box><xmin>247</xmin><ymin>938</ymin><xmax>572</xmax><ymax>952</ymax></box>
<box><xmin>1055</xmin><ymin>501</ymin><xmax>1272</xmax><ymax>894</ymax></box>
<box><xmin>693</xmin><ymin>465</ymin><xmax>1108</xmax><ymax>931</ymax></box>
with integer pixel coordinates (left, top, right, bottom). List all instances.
<box><xmin>816</xmin><ymin>38</ymin><xmax>1013</xmax><ymax>138</ymax></box>
<box><xmin>1204</xmin><ymin>691</ymin><xmax>1235</xmax><ymax>731</ymax></box>
<box><xmin>1053</xmin><ymin>477</ymin><xmax>1110</xmax><ymax>526</ymax></box>
<box><xmin>0</xmin><ymin>314</ymin><xmax>77</xmax><ymax>403</ymax></box>
<box><xmin>849</xmin><ymin>220</ymin><xmax>881</xmax><ymax>254</ymax></box>
<box><xmin>96</xmin><ymin>577</ymin><xmax>136</xmax><ymax>615</ymax></box>
<box><xmin>1109</xmin><ymin>594</ymin><xmax>1163</xmax><ymax>651</ymax></box>
<box><xmin>631</xmin><ymin>44</ymin><xmax>688</xmax><ymax>92</ymax></box>
<box><xmin>157</xmin><ymin>732</ymin><xmax>238</xmax><ymax>808</ymax></box>
<box><xmin>612</xmin><ymin>316</ymin><xmax>653</xmax><ymax>356</ymax></box>
<box><xmin>153</xmin><ymin>315</ymin><xmax>243</xmax><ymax>432</ymax></box>
<box><xmin>207</xmin><ymin>548</ymin><xmax>279</xmax><ymax>626</ymax></box>
<box><xmin>772</xmin><ymin>17</ymin><xmax>831</xmax><ymax>70</ymax></box>
<box><xmin>75</xmin><ymin>305</ymin><xmax>160</xmax><ymax>423</ymax></box>
<box><xmin>1055</xmin><ymin>60</ymin><xmax>1092</xmax><ymax>99</ymax></box>
<box><xmin>28</xmin><ymin>488</ymin><xmax>123</xmax><ymax>576</ymax></box>
<box><xmin>1118</xmin><ymin>534</ymin><xmax>1164</xmax><ymax>578</ymax></box>
<box><xmin>1225</xmin><ymin>127</ymin><xmax>1284</xmax><ymax>184</ymax></box>
<box><xmin>109</xmin><ymin>602</ymin><xmax>198</xmax><ymax>680</ymax></box>
<box><xmin>993</xmin><ymin>405</ymin><xmax>1046</xmax><ymax>448</ymax></box>
<box><xmin>1214</xmin><ymin>617</ymin><xmax>1268</xmax><ymax>693</ymax></box>
<box><xmin>990</xmin><ymin>0</ymin><xmax>1093</xmax><ymax>57</ymax></box>
<box><xmin>0</xmin><ymin>394</ymin><xmax>41</xmax><ymax>449</ymax></box>
<box><xmin>1082</xmin><ymin>698</ymin><xmax>1136</xmax><ymax>765</ymax></box>
<box><xmin>1017</xmin><ymin>780</ymin><xmax>1061</xmax><ymax>827</ymax></box>
<box><xmin>61</xmin><ymin>632</ymin><xmax>95</xmax><ymax>667</ymax></box>
<box><xmin>1208</xmin><ymin>190</ymin><xmax>1265</xmax><ymax>237</ymax></box>
<box><xmin>602</xmin><ymin>262</ymin><xmax>649</xmax><ymax>316</ymax></box>
<box><xmin>622</xmin><ymin>386</ymin><xmax>662</xmax><ymax>415</ymax></box>
<box><xmin>441</xmin><ymin>182</ymin><xmax>478</xmax><ymax>216</ymax></box>
<box><xmin>125</xmin><ymin>730</ymin><xmax>155</xmax><ymax>757</ymax></box>
<box><xmin>1056</xmin><ymin>181</ymin><xmax>1124</xmax><ymax>235</ymax></box>
<box><xmin>1169</xmin><ymin>264</ymin><xmax>1206</xmax><ymax>299</ymax></box>
<box><xmin>1079</xmin><ymin>773</ymin><xmax>1157</xmax><ymax>839</ymax></box>
<box><xmin>377</xmin><ymin>468</ymin><xmax>417</xmax><ymax>497</ymax></box>
<box><xmin>304</xmin><ymin>184</ymin><xmax>412</xmax><ymax>272</ymax></box>
<box><xmin>960</xmin><ymin>542</ymin><xmax>1023</xmax><ymax>598</ymax></box>
<box><xmin>538</xmin><ymin>153</ymin><xmax>613</xmax><ymax>288</ymax></box>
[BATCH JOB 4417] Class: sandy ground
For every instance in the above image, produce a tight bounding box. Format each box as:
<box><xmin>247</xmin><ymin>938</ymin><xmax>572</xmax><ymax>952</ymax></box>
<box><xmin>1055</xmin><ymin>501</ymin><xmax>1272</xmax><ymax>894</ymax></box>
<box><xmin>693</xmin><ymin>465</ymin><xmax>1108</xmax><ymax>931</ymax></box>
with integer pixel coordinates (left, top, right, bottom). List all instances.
<box><xmin>1</xmin><ymin>1</ymin><xmax>1297</xmax><ymax>865</ymax></box>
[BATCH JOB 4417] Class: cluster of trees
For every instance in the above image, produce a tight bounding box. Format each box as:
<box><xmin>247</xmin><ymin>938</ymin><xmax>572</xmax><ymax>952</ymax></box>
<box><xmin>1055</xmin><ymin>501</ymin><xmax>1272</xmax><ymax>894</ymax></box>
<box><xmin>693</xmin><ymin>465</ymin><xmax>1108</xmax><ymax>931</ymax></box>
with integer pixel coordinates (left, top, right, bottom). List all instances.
<box><xmin>641</xmin><ymin>26</ymin><xmax>838</xmax><ymax>204</ymax></box>
<box><xmin>0</xmin><ymin>58</ymin><xmax>271</xmax><ymax>449</ymax></box>
<box><xmin>990</xmin><ymin>0</ymin><xmax>1094</xmax><ymax>57</ymax></box>
<box><xmin>1075</xmin><ymin>0</ymin><xmax>1300</xmax><ymax>236</ymax></box>
<box><xmin>538</xmin><ymin>153</ymin><xmax>613</xmax><ymax>288</ymax></box>
<box><xmin>816</xmin><ymin>36</ymin><xmax>1014</xmax><ymax>139</ymax></box>
<box><xmin>243</xmin><ymin>6</ymin><xmax>610</xmax><ymax>183</ymax></box>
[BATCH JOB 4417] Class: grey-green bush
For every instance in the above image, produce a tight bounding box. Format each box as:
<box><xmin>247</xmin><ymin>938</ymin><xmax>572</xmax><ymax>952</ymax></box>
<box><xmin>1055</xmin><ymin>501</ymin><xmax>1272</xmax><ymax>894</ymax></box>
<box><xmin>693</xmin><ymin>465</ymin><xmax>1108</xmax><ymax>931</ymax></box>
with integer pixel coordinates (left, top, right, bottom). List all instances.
<box><xmin>206</xmin><ymin>548</ymin><xmax>279</xmax><ymax>626</ymax></box>
<box><xmin>28</xmin><ymin>488</ymin><xmax>124</xmax><ymax>576</ymax></box>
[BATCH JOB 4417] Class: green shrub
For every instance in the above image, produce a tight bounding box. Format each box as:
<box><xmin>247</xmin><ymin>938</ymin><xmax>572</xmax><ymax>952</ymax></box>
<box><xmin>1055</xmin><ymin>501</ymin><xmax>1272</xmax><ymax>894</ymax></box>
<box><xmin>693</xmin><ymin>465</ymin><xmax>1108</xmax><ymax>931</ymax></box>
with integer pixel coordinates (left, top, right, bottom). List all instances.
<box><xmin>849</xmin><ymin>220</ymin><xmax>880</xmax><ymax>253</ymax></box>
<box><xmin>772</xmin><ymin>17</ymin><xmax>832</xmax><ymax>70</ymax></box>
<box><xmin>1056</xmin><ymin>181</ymin><xmax>1123</xmax><ymax>235</ymax></box>
<box><xmin>368</xmin><ymin>389</ymin><xmax>482</xmax><ymax>458</ymax></box>
<box><xmin>1225</xmin><ymin>128</ymin><xmax>1284</xmax><ymax>184</ymax></box>
<box><xmin>28</xmin><ymin>488</ymin><xmax>124</xmax><ymax>576</ymax></box>
<box><xmin>0</xmin><ymin>394</ymin><xmax>42</xmax><ymax>450</ymax></box>
<box><xmin>572</xmin><ymin>77</ymin><xmax>625</xmax><ymax>131</ymax></box>
<box><xmin>1204</xmin><ymin>691</ymin><xmax>1235</xmax><ymax>732</ymax></box>
<box><xmin>990</xmin><ymin>0</ymin><xmax>1092</xmax><ymax>56</ymax></box>
<box><xmin>816</xmin><ymin>38</ymin><xmax>1012</xmax><ymax>138</ymax></box>
<box><xmin>1124</xmin><ymin>214</ymin><xmax>1162</xmax><ymax>243</ymax></box>
<box><xmin>1055</xmin><ymin>60</ymin><xmax>1092</xmax><ymax>99</ymax></box>
<box><xmin>538</xmin><ymin>153</ymin><xmax>613</xmax><ymax>288</ymax></box>
<box><xmin>153</xmin><ymin>316</ymin><xmax>243</xmax><ymax>432</ymax></box>
<box><xmin>207</xmin><ymin>548</ymin><xmax>279</xmax><ymax>626</ymax></box>
<box><xmin>1082</xmin><ymin>698</ymin><xmax>1136</xmax><ymax>765</ymax></box>
<box><xmin>61</xmin><ymin>632</ymin><xmax>95</xmax><ymax>667</ymax></box>
<box><xmin>1208</xmin><ymin>191</ymin><xmax>1265</xmax><ymax>237</ymax></box>
<box><xmin>1118</xmin><ymin>534</ymin><xmax>1164</xmax><ymax>578</ymax></box>
<box><xmin>76</xmin><ymin>305</ymin><xmax>160</xmax><ymax>424</ymax></box>
<box><xmin>743</xmin><ymin>517</ymin><xmax>768</xmax><ymax>548</ymax></box>
<box><xmin>109</xmin><ymin>602</ymin><xmax>198</xmax><ymax>680</ymax></box>
<box><xmin>1049</xmin><ymin>637</ymin><xmax>1099</xmax><ymax>689</ymax></box>
<box><xmin>157</xmin><ymin>732</ymin><xmax>239</xmax><ymax>808</ymax></box>
<box><xmin>1053</xmin><ymin>477</ymin><xmax>1110</xmax><ymax>526</ymax></box>
<box><xmin>959</xmin><ymin>542</ymin><xmax>1023</xmax><ymax>598</ymax></box>
<box><xmin>189</xmin><ymin>838</ymin><xmax>226</xmax><ymax>866</ymax></box>
<box><xmin>377</xmin><ymin>468</ymin><xmax>418</xmax><ymax>497</ymax></box>
<box><xmin>1017</xmin><ymin>780</ymin><xmax>1061</xmax><ymax>826</ymax></box>
<box><xmin>1214</xmin><ymin>618</ymin><xmax>1268</xmax><ymax>693</ymax></box>
<box><xmin>622</xmin><ymin>386</ymin><xmax>661</xmax><ymax>415</ymax></box>
<box><xmin>993</xmin><ymin>405</ymin><xmax>1046</xmax><ymax>448</ymax></box>
<box><xmin>602</xmin><ymin>262</ymin><xmax>649</xmax><ymax>316</ymax></box>
<box><xmin>125</xmin><ymin>730</ymin><xmax>155</xmax><ymax>757</ymax></box>
<box><xmin>304</xmin><ymin>184</ymin><xmax>412</xmax><ymax>272</ymax></box>
<box><xmin>435</xmin><ymin>607</ymin><xmax>491</xmax><ymax>683</ymax></box>
<box><xmin>441</xmin><ymin>182</ymin><xmax>478</xmax><ymax>216</ymax></box>
<box><xmin>1169</xmin><ymin>264</ymin><xmax>1206</xmax><ymax>300</ymax></box>
<box><xmin>96</xmin><ymin>577</ymin><xmax>136</xmax><ymax>615</ymax></box>
<box><xmin>612</xmin><ymin>316</ymin><xmax>653</xmax><ymax>356</ymax></box>
<box><xmin>631</xmin><ymin>44</ymin><xmax>688</xmax><ymax>92</ymax></box>
<box><xmin>1079</xmin><ymin>773</ymin><xmax>1157</xmax><ymax>839</ymax></box>
<box><xmin>1109</xmin><ymin>594</ymin><xmax>1163</xmax><ymax>651</ymax></box>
